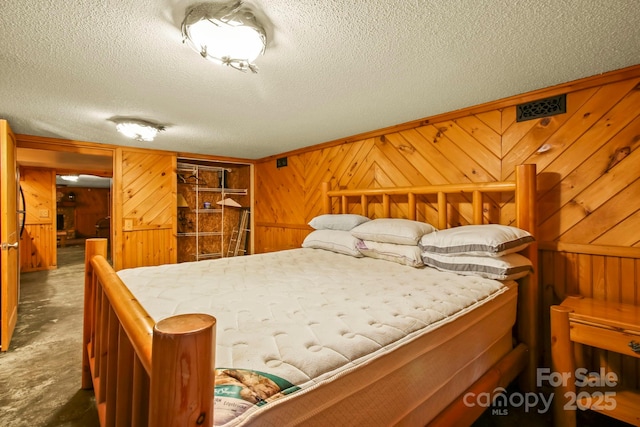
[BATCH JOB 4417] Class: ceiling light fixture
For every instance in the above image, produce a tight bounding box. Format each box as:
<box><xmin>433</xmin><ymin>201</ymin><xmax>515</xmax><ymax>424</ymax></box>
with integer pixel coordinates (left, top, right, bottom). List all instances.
<box><xmin>114</xmin><ymin>119</ymin><xmax>165</xmax><ymax>142</ymax></box>
<box><xmin>181</xmin><ymin>1</ymin><xmax>267</xmax><ymax>73</ymax></box>
<box><xmin>60</xmin><ymin>175</ymin><xmax>79</xmax><ymax>182</ymax></box>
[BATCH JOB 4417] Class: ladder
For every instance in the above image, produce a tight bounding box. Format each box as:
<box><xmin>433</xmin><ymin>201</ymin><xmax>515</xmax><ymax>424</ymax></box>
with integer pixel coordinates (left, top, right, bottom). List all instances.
<box><xmin>227</xmin><ymin>208</ymin><xmax>250</xmax><ymax>257</ymax></box>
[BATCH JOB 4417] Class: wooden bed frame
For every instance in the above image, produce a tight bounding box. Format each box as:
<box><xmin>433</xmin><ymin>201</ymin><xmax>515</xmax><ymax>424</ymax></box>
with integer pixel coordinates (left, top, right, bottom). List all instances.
<box><xmin>82</xmin><ymin>163</ymin><xmax>538</xmax><ymax>427</ymax></box>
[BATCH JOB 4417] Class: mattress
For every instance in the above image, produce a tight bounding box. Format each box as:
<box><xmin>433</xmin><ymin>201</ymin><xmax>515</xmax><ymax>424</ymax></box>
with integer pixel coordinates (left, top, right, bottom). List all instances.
<box><xmin>118</xmin><ymin>248</ymin><xmax>518</xmax><ymax>426</ymax></box>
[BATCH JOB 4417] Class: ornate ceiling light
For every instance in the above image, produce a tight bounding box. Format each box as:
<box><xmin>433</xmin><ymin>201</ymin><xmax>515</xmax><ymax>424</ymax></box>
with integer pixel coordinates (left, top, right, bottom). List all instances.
<box><xmin>181</xmin><ymin>1</ymin><xmax>267</xmax><ymax>73</ymax></box>
<box><xmin>114</xmin><ymin>119</ymin><xmax>165</xmax><ymax>142</ymax></box>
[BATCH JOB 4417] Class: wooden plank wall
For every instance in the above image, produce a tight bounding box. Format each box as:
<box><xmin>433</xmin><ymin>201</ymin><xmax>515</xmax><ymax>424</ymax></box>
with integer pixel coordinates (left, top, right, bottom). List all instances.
<box><xmin>256</xmin><ymin>71</ymin><xmax>640</xmax><ymax>249</ymax></box>
<box><xmin>56</xmin><ymin>187</ymin><xmax>110</xmax><ymax>238</ymax></box>
<box><xmin>19</xmin><ymin>167</ymin><xmax>56</xmax><ymax>271</ymax></box>
<box><xmin>254</xmin><ymin>66</ymin><xmax>640</xmax><ymax>378</ymax></box>
<box><xmin>113</xmin><ymin>148</ymin><xmax>176</xmax><ymax>270</ymax></box>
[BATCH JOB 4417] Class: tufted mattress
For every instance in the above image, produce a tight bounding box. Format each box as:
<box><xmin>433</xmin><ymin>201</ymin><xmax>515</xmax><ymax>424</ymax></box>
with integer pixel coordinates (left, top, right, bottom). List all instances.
<box><xmin>118</xmin><ymin>248</ymin><xmax>518</xmax><ymax>426</ymax></box>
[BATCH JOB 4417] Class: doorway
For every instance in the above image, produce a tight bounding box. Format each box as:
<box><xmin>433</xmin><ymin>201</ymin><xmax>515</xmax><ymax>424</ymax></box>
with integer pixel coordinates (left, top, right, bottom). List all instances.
<box><xmin>55</xmin><ymin>174</ymin><xmax>111</xmax><ymax>266</ymax></box>
<box><xmin>16</xmin><ymin>145</ymin><xmax>114</xmax><ymax>272</ymax></box>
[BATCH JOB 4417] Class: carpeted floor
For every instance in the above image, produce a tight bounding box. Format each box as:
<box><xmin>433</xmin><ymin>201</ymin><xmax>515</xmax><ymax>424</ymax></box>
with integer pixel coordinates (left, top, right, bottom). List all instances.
<box><xmin>0</xmin><ymin>245</ymin><xmax>632</xmax><ymax>426</ymax></box>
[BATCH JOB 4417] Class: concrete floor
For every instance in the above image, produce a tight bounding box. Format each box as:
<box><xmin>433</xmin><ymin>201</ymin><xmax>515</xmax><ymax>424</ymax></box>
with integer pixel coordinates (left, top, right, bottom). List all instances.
<box><xmin>0</xmin><ymin>244</ymin><xmax>631</xmax><ymax>427</ymax></box>
<box><xmin>0</xmin><ymin>245</ymin><xmax>100</xmax><ymax>427</ymax></box>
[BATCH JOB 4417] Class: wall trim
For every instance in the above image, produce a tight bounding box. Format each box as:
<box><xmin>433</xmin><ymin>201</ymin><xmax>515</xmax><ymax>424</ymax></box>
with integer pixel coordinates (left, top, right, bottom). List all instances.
<box><xmin>256</xmin><ymin>222</ymin><xmax>312</xmax><ymax>230</ymax></box>
<box><xmin>539</xmin><ymin>241</ymin><xmax>640</xmax><ymax>259</ymax></box>
<box><xmin>16</xmin><ymin>134</ymin><xmax>116</xmax><ymax>154</ymax></box>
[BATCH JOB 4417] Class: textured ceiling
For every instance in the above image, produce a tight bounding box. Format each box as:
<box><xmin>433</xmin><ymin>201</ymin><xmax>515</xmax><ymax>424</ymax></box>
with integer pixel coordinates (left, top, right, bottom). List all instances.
<box><xmin>1</xmin><ymin>0</ymin><xmax>639</xmax><ymax>160</ymax></box>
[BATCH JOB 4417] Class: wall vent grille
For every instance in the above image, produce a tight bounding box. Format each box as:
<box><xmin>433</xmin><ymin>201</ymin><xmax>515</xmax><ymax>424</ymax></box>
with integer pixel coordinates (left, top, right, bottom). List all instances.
<box><xmin>516</xmin><ymin>94</ymin><xmax>566</xmax><ymax>122</ymax></box>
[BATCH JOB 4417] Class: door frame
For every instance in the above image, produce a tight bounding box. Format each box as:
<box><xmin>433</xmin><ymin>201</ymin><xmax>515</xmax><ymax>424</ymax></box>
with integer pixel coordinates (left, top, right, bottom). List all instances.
<box><xmin>16</xmin><ymin>135</ymin><xmax>115</xmax><ymax>268</ymax></box>
<box><xmin>1</xmin><ymin>119</ymin><xmax>19</xmax><ymax>351</ymax></box>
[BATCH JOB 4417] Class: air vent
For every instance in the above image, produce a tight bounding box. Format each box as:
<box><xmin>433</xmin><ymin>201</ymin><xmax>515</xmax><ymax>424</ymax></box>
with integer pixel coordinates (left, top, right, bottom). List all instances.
<box><xmin>516</xmin><ymin>94</ymin><xmax>566</xmax><ymax>122</ymax></box>
<box><xmin>276</xmin><ymin>157</ymin><xmax>288</xmax><ymax>168</ymax></box>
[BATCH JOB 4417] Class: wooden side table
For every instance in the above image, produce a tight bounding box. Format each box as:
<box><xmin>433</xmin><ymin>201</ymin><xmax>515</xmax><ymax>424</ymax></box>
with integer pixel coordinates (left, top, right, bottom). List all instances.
<box><xmin>56</xmin><ymin>230</ymin><xmax>67</xmax><ymax>247</ymax></box>
<box><xmin>550</xmin><ymin>296</ymin><xmax>640</xmax><ymax>426</ymax></box>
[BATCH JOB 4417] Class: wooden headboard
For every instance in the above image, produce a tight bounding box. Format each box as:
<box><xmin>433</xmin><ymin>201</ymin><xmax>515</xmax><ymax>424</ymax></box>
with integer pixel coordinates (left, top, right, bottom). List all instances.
<box><xmin>321</xmin><ymin>163</ymin><xmax>539</xmax><ymax>391</ymax></box>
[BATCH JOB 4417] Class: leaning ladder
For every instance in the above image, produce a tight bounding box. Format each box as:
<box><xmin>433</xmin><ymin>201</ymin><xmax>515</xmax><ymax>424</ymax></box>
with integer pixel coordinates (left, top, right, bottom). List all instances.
<box><xmin>227</xmin><ymin>208</ymin><xmax>250</xmax><ymax>257</ymax></box>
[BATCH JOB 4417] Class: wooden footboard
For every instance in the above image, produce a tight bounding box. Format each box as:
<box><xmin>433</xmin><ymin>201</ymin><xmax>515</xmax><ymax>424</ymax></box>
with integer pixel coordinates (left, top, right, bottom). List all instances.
<box><xmin>82</xmin><ymin>238</ymin><xmax>217</xmax><ymax>427</ymax></box>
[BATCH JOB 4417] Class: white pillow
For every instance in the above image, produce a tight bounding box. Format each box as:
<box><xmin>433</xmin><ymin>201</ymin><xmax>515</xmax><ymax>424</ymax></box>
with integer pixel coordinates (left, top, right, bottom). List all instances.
<box><xmin>350</xmin><ymin>218</ymin><xmax>437</xmax><ymax>245</ymax></box>
<box><xmin>421</xmin><ymin>252</ymin><xmax>533</xmax><ymax>280</ymax></box>
<box><xmin>356</xmin><ymin>240</ymin><xmax>423</xmax><ymax>267</ymax></box>
<box><xmin>302</xmin><ymin>230</ymin><xmax>363</xmax><ymax>257</ymax></box>
<box><xmin>419</xmin><ymin>224</ymin><xmax>534</xmax><ymax>257</ymax></box>
<box><xmin>308</xmin><ymin>214</ymin><xmax>370</xmax><ymax>231</ymax></box>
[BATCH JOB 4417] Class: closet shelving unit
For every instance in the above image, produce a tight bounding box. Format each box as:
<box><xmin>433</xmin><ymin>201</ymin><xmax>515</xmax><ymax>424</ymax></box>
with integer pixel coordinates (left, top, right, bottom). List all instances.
<box><xmin>177</xmin><ymin>162</ymin><xmax>247</xmax><ymax>261</ymax></box>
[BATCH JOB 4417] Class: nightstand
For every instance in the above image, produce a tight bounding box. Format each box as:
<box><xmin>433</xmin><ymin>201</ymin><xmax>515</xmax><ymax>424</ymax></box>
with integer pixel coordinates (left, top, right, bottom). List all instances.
<box><xmin>550</xmin><ymin>296</ymin><xmax>640</xmax><ymax>426</ymax></box>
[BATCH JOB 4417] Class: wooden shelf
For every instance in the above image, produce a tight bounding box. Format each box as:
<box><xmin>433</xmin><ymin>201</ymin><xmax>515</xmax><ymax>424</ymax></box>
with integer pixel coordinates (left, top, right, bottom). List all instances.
<box><xmin>194</xmin><ymin>208</ymin><xmax>223</xmax><ymax>214</ymax></box>
<box><xmin>577</xmin><ymin>388</ymin><xmax>640</xmax><ymax>426</ymax></box>
<box><xmin>195</xmin><ymin>253</ymin><xmax>222</xmax><ymax>260</ymax></box>
<box><xmin>176</xmin><ymin>160</ymin><xmax>250</xmax><ymax>263</ymax></box>
<box><xmin>178</xmin><ymin>232</ymin><xmax>222</xmax><ymax>237</ymax></box>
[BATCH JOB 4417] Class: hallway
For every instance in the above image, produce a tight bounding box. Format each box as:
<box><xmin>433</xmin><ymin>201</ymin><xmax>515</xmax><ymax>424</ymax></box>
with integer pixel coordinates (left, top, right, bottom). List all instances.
<box><xmin>0</xmin><ymin>245</ymin><xmax>100</xmax><ymax>426</ymax></box>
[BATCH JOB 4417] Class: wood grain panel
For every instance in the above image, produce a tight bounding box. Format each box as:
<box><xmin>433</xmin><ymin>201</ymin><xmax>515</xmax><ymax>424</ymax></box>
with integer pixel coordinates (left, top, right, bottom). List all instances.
<box><xmin>253</xmin><ymin>226</ymin><xmax>309</xmax><ymax>254</ymax></box>
<box><xmin>114</xmin><ymin>149</ymin><xmax>176</xmax><ymax>270</ymax></box>
<box><xmin>254</xmin><ymin>68</ymin><xmax>639</xmax><ymax>255</ymax></box>
<box><xmin>19</xmin><ymin>168</ymin><xmax>56</xmax><ymax>271</ymax></box>
<box><xmin>57</xmin><ymin>187</ymin><xmax>110</xmax><ymax>237</ymax></box>
<box><xmin>540</xmin><ymin>248</ymin><xmax>639</xmax><ymax>389</ymax></box>
<box><xmin>501</xmin><ymin>87</ymin><xmax>600</xmax><ymax>180</ymax></box>
<box><xmin>20</xmin><ymin>224</ymin><xmax>55</xmax><ymax>271</ymax></box>
<box><xmin>121</xmin><ymin>151</ymin><xmax>174</xmax><ymax>228</ymax></box>
<box><xmin>255</xmin><ymin>155</ymin><xmax>308</xmax><ymax>245</ymax></box>
<box><xmin>121</xmin><ymin>228</ymin><xmax>174</xmax><ymax>270</ymax></box>
<box><xmin>21</xmin><ymin>168</ymin><xmax>55</xmax><ymax>226</ymax></box>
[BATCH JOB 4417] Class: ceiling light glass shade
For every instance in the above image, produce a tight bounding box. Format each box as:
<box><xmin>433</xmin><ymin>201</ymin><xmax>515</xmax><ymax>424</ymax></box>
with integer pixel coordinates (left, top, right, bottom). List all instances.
<box><xmin>115</xmin><ymin>120</ymin><xmax>165</xmax><ymax>142</ymax></box>
<box><xmin>60</xmin><ymin>175</ymin><xmax>79</xmax><ymax>182</ymax></box>
<box><xmin>182</xmin><ymin>1</ymin><xmax>266</xmax><ymax>73</ymax></box>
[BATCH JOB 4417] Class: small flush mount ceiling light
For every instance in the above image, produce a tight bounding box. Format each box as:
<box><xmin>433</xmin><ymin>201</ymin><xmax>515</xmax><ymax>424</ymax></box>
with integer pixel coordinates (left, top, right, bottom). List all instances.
<box><xmin>181</xmin><ymin>1</ymin><xmax>267</xmax><ymax>73</ymax></box>
<box><xmin>114</xmin><ymin>119</ymin><xmax>165</xmax><ymax>142</ymax></box>
<box><xmin>60</xmin><ymin>175</ymin><xmax>79</xmax><ymax>182</ymax></box>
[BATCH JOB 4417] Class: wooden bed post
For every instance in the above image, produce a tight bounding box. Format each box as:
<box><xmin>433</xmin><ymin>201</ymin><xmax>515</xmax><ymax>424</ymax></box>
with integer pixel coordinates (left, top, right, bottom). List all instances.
<box><xmin>437</xmin><ymin>192</ymin><xmax>447</xmax><ymax>229</ymax></box>
<box><xmin>382</xmin><ymin>194</ymin><xmax>390</xmax><ymax>217</ymax></box>
<box><xmin>515</xmin><ymin>164</ymin><xmax>539</xmax><ymax>392</ymax></box>
<box><xmin>82</xmin><ymin>238</ymin><xmax>107</xmax><ymax>390</ymax></box>
<box><xmin>408</xmin><ymin>193</ymin><xmax>416</xmax><ymax>221</ymax></box>
<box><xmin>472</xmin><ymin>190</ymin><xmax>483</xmax><ymax>224</ymax></box>
<box><xmin>322</xmin><ymin>182</ymin><xmax>331</xmax><ymax>214</ymax></box>
<box><xmin>361</xmin><ymin>195</ymin><xmax>368</xmax><ymax>217</ymax></box>
<box><xmin>550</xmin><ymin>305</ymin><xmax>577</xmax><ymax>427</ymax></box>
<box><xmin>149</xmin><ymin>313</ymin><xmax>217</xmax><ymax>427</ymax></box>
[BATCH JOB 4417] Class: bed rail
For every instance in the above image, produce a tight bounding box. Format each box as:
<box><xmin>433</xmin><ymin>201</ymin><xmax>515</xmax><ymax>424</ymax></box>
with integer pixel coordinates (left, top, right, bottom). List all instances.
<box><xmin>322</xmin><ymin>180</ymin><xmax>516</xmax><ymax>227</ymax></box>
<box><xmin>322</xmin><ymin>163</ymin><xmax>539</xmax><ymax>392</ymax></box>
<box><xmin>82</xmin><ymin>238</ymin><xmax>216</xmax><ymax>427</ymax></box>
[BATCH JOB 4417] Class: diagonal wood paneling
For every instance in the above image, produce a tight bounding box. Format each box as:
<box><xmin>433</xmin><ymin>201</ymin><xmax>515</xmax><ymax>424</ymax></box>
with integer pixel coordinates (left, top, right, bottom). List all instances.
<box><xmin>255</xmin><ymin>154</ymin><xmax>306</xmax><ymax>226</ymax></box>
<box><xmin>21</xmin><ymin>168</ymin><xmax>55</xmax><ymax>226</ymax></box>
<box><xmin>530</xmin><ymin>79</ymin><xmax>640</xmax><ymax>243</ymax></box>
<box><xmin>121</xmin><ymin>151</ymin><xmax>174</xmax><ymax>227</ymax></box>
<box><xmin>20</xmin><ymin>168</ymin><xmax>56</xmax><ymax>271</ymax></box>
<box><xmin>116</xmin><ymin>149</ymin><xmax>176</xmax><ymax>269</ymax></box>
<box><xmin>255</xmin><ymin>72</ymin><xmax>640</xmax><ymax>252</ymax></box>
